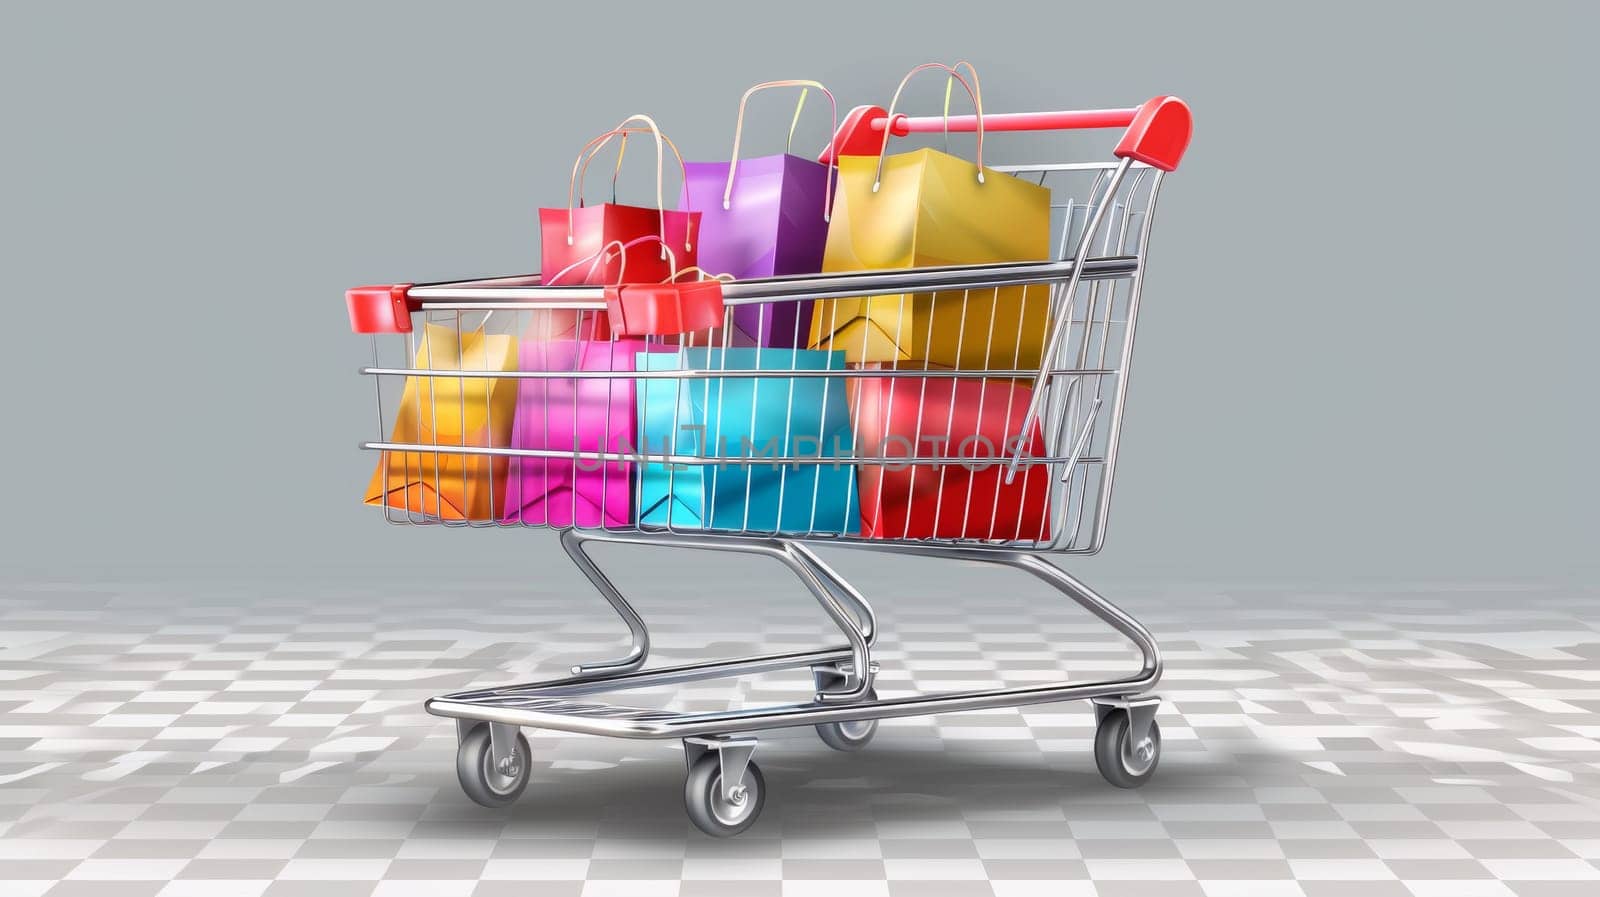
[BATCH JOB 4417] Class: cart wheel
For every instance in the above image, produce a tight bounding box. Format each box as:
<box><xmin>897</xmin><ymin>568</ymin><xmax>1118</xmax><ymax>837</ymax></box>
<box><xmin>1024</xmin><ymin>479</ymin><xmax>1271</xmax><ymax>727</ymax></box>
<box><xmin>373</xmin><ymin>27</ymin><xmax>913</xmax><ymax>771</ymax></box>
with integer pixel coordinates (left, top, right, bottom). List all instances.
<box><xmin>815</xmin><ymin>689</ymin><xmax>879</xmax><ymax>752</ymax></box>
<box><xmin>684</xmin><ymin>751</ymin><xmax>765</xmax><ymax>837</ymax></box>
<box><xmin>1094</xmin><ymin>711</ymin><xmax>1161</xmax><ymax>788</ymax></box>
<box><xmin>456</xmin><ymin>725</ymin><xmax>532</xmax><ymax>808</ymax></box>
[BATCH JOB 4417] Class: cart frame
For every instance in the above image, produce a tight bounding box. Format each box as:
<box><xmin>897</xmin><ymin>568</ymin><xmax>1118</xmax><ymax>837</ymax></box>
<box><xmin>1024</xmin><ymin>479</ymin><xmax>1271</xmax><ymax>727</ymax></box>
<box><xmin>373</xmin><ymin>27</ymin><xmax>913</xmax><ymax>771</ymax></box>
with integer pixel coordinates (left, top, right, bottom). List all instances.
<box><xmin>349</xmin><ymin>95</ymin><xmax>1191</xmax><ymax>834</ymax></box>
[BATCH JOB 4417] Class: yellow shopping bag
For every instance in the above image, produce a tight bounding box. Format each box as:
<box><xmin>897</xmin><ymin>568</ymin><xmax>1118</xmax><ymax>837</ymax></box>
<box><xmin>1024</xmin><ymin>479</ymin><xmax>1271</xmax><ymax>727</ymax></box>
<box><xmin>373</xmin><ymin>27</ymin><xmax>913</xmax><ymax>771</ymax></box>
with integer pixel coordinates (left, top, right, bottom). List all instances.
<box><xmin>364</xmin><ymin>323</ymin><xmax>517</xmax><ymax>521</ymax></box>
<box><xmin>809</xmin><ymin>64</ymin><xmax>1050</xmax><ymax>369</ymax></box>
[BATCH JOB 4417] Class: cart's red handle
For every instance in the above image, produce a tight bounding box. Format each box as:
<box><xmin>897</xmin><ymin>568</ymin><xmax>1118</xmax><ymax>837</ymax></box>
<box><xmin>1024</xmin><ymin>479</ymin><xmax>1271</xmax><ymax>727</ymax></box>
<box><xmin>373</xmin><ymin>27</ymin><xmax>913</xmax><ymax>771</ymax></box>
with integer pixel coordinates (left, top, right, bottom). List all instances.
<box><xmin>348</xmin><ymin>284</ymin><xmax>415</xmax><ymax>334</ymax></box>
<box><xmin>820</xmin><ymin>95</ymin><xmax>1191</xmax><ymax>172</ymax></box>
<box><xmin>883</xmin><ymin>107</ymin><xmax>1142</xmax><ymax>136</ymax></box>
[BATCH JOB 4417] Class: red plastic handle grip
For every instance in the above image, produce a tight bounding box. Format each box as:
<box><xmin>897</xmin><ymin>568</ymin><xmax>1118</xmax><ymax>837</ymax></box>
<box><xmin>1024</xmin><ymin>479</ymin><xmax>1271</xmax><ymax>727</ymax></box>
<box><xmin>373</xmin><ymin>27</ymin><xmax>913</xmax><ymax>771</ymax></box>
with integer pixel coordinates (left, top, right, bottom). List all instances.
<box><xmin>820</xmin><ymin>96</ymin><xmax>1191</xmax><ymax>172</ymax></box>
<box><xmin>604</xmin><ymin>279</ymin><xmax>725</xmax><ymax>337</ymax></box>
<box><xmin>1112</xmin><ymin>97</ymin><xmax>1192</xmax><ymax>172</ymax></box>
<box><xmin>347</xmin><ymin>284</ymin><xmax>414</xmax><ymax>334</ymax></box>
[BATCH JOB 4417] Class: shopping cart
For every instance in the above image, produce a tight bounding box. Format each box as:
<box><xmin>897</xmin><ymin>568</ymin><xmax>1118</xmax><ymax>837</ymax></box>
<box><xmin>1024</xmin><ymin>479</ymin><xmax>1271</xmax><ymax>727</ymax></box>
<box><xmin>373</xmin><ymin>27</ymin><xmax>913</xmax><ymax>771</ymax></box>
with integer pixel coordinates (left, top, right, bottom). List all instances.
<box><xmin>346</xmin><ymin>96</ymin><xmax>1191</xmax><ymax>836</ymax></box>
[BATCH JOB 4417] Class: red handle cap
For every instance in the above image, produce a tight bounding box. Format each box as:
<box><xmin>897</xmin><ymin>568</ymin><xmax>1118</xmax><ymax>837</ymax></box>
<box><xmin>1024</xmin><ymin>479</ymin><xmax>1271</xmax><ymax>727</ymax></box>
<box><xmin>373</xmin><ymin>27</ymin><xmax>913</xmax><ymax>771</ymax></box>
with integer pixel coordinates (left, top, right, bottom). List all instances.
<box><xmin>347</xmin><ymin>284</ymin><xmax>415</xmax><ymax>334</ymax></box>
<box><xmin>1113</xmin><ymin>96</ymin><xmax>1192</xmax><ymax>172</ymax></box>
<box><xmin>605</xmin><ymin>280</ymin><xmax>726</xmax><ymax>337</ymax></box>
<box><xmin>818</xmin><ymin>105</ymin><xmax>889</xmax><ymax>165</ymax></box>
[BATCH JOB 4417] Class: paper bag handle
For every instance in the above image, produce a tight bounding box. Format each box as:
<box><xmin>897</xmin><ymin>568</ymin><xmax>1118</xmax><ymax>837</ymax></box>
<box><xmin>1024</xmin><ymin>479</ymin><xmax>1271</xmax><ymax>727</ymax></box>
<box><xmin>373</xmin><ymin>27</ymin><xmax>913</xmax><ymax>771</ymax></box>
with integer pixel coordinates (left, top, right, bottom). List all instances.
<box><xmin>576</xmin><ymin>127</ymin><xmax>687</xmax><ymax>212</ymax></box>
<box><xmin>723</xmin><ymin>80</ymin><xmax>838</xmax><ymax>222</ymax></box>
<box><xmin>876</xmin><ymin>62</ymin><xmax>984</xmax><ymax>190</ymax></box>
<box><xmin>670</xmin><ymin>266</ymin><xmax>735</xmax><ymax>284</ymax></box>
<box><xmin>942</xmin><ymin>61</ymin><xmax>982</xmax><ymax>152</ymax></box>
<box><xmin>565</xmin><ymin>114</ymin><xmax>691</xmax><ymax>257</ymax></box>
<box><xmin>546</xmin><ymin>233</ymin><xmax>680</xmax><ymax>287</ymax></box>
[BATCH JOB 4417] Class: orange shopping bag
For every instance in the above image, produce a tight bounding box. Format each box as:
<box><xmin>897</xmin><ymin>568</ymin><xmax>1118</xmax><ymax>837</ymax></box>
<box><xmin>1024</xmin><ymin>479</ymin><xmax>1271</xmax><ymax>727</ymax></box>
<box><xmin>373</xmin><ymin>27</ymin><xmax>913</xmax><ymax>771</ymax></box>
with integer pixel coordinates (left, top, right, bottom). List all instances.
<box><xmin>364</xmin><ymin>323</ymin><xmax>517</xmax><ymax>521</ymax></box>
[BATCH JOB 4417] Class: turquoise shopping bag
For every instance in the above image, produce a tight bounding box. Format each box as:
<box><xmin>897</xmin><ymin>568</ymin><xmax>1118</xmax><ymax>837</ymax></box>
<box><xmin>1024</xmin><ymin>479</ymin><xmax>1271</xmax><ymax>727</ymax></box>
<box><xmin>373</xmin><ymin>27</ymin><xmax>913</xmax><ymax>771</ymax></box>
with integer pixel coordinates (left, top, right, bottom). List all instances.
<box><xmin>635</xmin><ymin>347</ymin><xmax>860</xmax><ymax>534</ymax></box>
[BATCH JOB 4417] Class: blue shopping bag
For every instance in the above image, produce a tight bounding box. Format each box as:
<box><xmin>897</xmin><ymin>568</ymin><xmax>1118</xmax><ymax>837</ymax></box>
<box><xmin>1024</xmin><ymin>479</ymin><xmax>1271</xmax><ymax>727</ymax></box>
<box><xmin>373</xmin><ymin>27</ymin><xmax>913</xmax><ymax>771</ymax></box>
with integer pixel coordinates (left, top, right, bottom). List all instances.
<box><xmin>635</xmin><ymin>347</ymin><xmax>860</xmax><ymax>534</ymax></box>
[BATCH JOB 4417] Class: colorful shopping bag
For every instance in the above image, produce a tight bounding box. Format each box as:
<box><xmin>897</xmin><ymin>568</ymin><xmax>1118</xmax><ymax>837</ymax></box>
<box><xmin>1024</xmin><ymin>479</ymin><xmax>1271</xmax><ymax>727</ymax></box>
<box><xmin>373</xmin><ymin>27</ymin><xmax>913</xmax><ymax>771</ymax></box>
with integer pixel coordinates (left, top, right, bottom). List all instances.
<box><xmin>500</xmin><ymin>336</ymin><xmax>651</xmax><ymax>528</ymax></box>
<box><xmin>808</xmin><ymin>64</ymin><xmax>1051</xmax><ymax>369</ymax></box>
<box><xmin>636</xmin><ymin>347</ymin><xmax>859</xmax><ymax>534</ymax></box>
<box><xmin>679</xmin><ymin>81</ymin><xmax>836</xmax><ymax>347</ymax></box>
<box><xmin>848</xmin><ymin>371</ymin><xmax>1052</xmax><ymax>541</ymax></box>
<box><xmin>540</xmin><ymin>115</ymin><xmax>700</xmax><ymax>285</ymax></box>
<box><xmin>364</xmin><ymin>323</ymin><xmax>518</xmax><ymax>521</ymax></box>
<box><xmin>502</xmin><ymin>236</ymin><xmax>727</xmax><ymax>528</ymax></box>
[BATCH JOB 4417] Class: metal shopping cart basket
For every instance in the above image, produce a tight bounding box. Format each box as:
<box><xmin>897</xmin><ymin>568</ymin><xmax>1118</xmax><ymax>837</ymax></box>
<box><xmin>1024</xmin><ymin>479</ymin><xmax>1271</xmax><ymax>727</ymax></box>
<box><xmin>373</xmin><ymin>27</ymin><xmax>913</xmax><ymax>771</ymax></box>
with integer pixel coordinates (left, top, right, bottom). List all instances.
<box><xmin>346</xmin><ymin>96</ymin><xmax>1191</xmax><ymax>835</ymax></box>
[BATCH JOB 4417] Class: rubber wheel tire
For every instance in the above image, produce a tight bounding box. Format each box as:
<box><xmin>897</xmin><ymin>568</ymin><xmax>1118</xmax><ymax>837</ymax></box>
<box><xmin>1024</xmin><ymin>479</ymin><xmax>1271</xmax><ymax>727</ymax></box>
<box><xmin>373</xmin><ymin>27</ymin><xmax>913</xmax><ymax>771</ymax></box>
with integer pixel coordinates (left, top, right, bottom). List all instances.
<box><xmin>815</xmin><ymin>688</ymin><xmax>880</xmax><ymax>752</ymax></box>
<box><xmin>1094</xmin><ymin>712</ymin><xmax>1161</xmax><ymax>789</ymax></box>
<box><xmin>456</xmin><ymin>725</ymin><xmax>532</xmax><ymax>808</ymax></box>
<box><xmin>684</xmin><ymin>752</ymin><xmax>765</xmax><ymax>837</ymax></box>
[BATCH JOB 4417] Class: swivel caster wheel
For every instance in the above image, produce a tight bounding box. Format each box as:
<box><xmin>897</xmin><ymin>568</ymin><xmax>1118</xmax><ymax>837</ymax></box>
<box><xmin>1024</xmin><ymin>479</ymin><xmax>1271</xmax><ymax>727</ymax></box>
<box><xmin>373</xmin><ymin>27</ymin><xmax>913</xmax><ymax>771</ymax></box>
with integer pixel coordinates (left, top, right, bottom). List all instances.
<box><xmin>1094</xmin><ymin>704</ymin><xmax>1161</xmax><ymax>789</ymax></box>
<box><xmin>456</xmin><ymin>724</ymin><xmax>531</xmax><ymax>808</ymax></box>
<box><xmin>815</xmin><ymin>689</ymin><xmax>879</xmax><ymax>752</ymax></box>
<box><xmin>684</xmin><ymin>749</ymin><xmax>766</xmax><ymax>837</ymax></box>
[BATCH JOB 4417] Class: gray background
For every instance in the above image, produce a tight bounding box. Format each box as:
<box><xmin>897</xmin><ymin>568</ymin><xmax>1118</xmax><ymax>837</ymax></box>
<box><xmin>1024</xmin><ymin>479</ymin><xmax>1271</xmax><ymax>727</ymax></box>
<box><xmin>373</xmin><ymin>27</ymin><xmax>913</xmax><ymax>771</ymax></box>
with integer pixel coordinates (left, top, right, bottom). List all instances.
<box><xmin>1</xmin><ymin>0</ymin><xmax>1594</xmax><ymax>584</ymax></box>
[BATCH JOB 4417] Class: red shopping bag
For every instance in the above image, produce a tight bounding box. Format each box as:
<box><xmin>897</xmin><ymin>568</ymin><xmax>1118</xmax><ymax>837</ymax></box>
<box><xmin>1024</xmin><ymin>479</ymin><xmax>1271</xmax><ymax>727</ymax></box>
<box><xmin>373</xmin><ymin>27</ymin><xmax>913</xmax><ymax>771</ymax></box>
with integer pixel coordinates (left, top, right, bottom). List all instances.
<box><xmin>540</xmin><ymin>114</ymin><xmax>699</xmax><ymax>286</ymax></box>
<box><xmin>849</xmin><ymin>371</ymin><xmax>1052</xmax><ymax>541</ymax></box>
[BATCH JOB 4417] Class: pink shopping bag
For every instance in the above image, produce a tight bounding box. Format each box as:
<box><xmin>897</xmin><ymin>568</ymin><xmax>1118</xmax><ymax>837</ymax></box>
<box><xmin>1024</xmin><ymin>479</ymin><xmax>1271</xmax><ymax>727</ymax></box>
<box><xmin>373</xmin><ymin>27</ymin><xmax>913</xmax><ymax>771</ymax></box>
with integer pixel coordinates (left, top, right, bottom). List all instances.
<box><xmin>501</xmin><ymin>335</ymin><xmax>649</xmax><ymax>528</ymax></box>
<box><xmin>505</xmin><ymin>233</ymin><xmax>724</xmax><ymax>528</ymax></box>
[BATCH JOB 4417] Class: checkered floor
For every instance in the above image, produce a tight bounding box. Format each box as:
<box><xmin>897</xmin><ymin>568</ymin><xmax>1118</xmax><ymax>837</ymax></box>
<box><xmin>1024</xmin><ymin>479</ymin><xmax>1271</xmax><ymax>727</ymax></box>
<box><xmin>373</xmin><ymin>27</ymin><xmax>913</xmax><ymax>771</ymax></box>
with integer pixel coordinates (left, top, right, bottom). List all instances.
<box><xmin>1</xmin><ymin>558</ymin><xmax>1597</xmax><ymax>896</ymax></box>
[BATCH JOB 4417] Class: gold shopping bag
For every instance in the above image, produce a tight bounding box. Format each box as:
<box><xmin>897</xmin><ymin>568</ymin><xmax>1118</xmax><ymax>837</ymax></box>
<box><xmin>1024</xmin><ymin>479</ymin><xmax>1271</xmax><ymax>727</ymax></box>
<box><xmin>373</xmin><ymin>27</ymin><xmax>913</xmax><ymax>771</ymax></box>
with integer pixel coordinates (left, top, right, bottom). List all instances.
<box><xmin>809</xmin><ymin>65</ymin><xmax>1051</xmax><ymax>369</ymax></box>
<box><xmin>364</xmin><ymin>323</ymin><xmax>518</xmax><ymax>521</ymax></box>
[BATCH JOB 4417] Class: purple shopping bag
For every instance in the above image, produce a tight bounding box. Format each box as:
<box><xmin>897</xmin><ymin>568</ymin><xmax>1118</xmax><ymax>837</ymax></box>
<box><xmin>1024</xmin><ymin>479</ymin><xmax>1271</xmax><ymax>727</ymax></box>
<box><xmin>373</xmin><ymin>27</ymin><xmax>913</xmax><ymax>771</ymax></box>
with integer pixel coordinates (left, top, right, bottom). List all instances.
<box><xmin>678</xmin><ymin>80</ymin><xmax>836</xmax><ymax>348</ymax></box>
<box><xmin>501</xmin><ymin>337</ymin><xmax>649</xmax><ymax>528</ymax></box>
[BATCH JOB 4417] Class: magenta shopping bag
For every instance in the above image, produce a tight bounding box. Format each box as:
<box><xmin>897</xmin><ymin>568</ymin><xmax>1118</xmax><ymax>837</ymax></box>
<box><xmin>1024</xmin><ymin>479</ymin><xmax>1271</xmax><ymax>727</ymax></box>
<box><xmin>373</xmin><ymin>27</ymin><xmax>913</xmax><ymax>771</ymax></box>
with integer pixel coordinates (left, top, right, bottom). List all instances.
<box><xmin>501</xmin><ymin>337</ymin><xmax>648</xmax><ymax>528</ymax></box>
<box><xmin>679</xmin><ymin>81</ymin><xmax>836</xmax><ymax>347</ymax></box>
